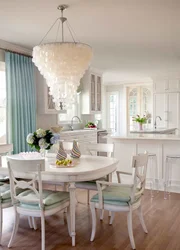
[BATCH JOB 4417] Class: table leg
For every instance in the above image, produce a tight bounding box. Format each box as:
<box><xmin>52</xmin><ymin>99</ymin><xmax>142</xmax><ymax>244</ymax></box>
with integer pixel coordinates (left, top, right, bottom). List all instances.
<box><xmin>69</xmin><ymin>182</ymin><xmax>76</xmax><ymax>246</ymax></box>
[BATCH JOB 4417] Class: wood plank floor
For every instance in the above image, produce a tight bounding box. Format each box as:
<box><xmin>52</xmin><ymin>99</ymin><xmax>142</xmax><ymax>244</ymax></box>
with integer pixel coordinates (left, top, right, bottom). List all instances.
<box><xmin>0</xmin><ymin>187</ymin><xmax>180</xmax><ymax>250</ymax></box>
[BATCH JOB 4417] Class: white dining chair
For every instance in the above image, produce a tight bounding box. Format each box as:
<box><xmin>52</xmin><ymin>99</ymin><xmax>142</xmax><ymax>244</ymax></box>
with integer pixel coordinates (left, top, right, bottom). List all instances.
<box><xmin>0</xmin><ymin>144</ymin><xmax>13</xmax><ymax>181</ymax></box>
<box><xmin>7</xmin><ymin>158</ymin><xmax>71</xmax><ymax>250</ymax></box>
<box><xmin>0</xmin><ymin>183</ymin><xmax>12</xmax><ymax>244</ymax></box>
<box><xmin>75</xmin><ymin>143</ymin><xmax>114</xmax><ymax>204</ymax></box>
<box><xmin>90</xmin><ymin>152</ymin><xmax>148</xmax><ymax>250</ymax></box>
<box><xmin>0</xmin><ymin>144</ymin><xmax>13</xmax><ymax>244</ymax></box>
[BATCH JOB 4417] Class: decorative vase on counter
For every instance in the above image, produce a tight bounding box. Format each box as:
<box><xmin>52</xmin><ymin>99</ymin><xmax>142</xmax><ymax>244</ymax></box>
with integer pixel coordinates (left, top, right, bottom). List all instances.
<box><xmin>139</xmin><ymin>123</ymin><xmax>143</xmax><ymax>131</ymax></box>
<box><xmin>56</xmin><ymin>140</ymin><xmax>67</xmax><ymax>160</ymax></box>
<box><xmin>70</xmin><ymin>140</ymin><xmax>81</xmax><ymax>158</ymax></box>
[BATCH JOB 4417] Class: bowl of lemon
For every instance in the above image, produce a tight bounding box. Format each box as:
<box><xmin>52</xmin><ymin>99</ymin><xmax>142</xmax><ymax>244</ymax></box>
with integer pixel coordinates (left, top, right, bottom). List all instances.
<box><xmin>55</xmin><ymin>159</ymin><xmax>74</xmax><ymax>168</ymax></box>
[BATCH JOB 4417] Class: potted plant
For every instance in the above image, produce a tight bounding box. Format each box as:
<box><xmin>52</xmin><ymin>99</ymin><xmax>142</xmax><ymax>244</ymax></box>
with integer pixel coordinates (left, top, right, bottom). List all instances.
<box><xmin>132</xmin><ymin>115</ymin><xmax>147</xmax><ymax>131</ymax></box>
<box><xmin>26</xmin><ymin>128</ymin><xmax>60</xmax><ymax>156</ymax></box>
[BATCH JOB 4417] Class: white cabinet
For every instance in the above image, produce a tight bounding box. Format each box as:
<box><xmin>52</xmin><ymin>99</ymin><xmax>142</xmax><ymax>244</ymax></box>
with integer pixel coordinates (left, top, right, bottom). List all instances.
<box><xmin>60</xmin><ymin>131</ymin><xmax>97</xmax><ymax>143</ymax></box>
<box><xmin>60</xmin><ymin>130</ymin><xmax>97</xmax><ymax>154</ymax></box>
<box><xmin>81</xmin><ymin>70</ymin><xmax>102</xmax><ymax>114</ymax></box>
<box><xmin>153</xmin><ymin>79</ymin><xmax>180</xmax><ymax>93</ymax></box>
<box><xmin>153</xmin><ymin>80</ymin><xmax>168</xmax><ymax>93</ymax></box>
<box><xmin>153</xmin><ymin>92</ymin><xmax>180</xmax><ymax>129</ymax></box>
<box><xmin>154</xmin><ymin>93</ymin><xmax>167</xmax><ymax>128</ymax></box>
<box><xmin>167</xmin><ymin>80</ymin><xmax>180</xmax><ymax>92</ymax></box>
<box><xmin>166</xmin><ymin>93</ymin><xmax>180</xmax><ymax>129</ymax></box>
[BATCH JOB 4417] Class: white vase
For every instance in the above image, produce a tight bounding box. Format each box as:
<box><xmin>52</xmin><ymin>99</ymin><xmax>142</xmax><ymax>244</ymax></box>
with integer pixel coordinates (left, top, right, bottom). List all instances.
<box><xmin>139</xmin><ymin>123</ymin><xmax>143</xmax><ymax>131</ymax></box>
<box><xmin>40</xmin><ymin>148</ymin><xmax>47</xmax><ymax>158</ymax></box>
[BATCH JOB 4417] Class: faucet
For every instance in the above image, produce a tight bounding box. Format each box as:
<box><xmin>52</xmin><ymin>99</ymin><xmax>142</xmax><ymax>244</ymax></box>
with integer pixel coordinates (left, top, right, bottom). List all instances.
<box><xmin>70</xmin><ymin>116</ymin><xmax>81</xmax><ymax>130</ymax></box>
<box><xmin>154</xmin><ymin>116</ymin><xmax>162</xmax><ymax>129</ymax></box>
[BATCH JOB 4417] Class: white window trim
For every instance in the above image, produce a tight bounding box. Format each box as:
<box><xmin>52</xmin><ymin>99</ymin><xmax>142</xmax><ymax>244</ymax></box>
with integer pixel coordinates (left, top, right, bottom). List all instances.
<box><xmin>106</xmin><ymin>91</ymin><xmax>120</xmax><ymax>134</ymax></box>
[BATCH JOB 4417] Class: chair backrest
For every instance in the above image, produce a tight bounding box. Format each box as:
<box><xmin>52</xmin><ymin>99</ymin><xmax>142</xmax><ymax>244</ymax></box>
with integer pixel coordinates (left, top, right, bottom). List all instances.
<box><xmin>84</xmin><ymin>143</ymin><xmax>114</xmax><ymax>158</ymax></box>
<box><xmin>7</xmin><ymin>157</ymin><xmax>45</xmax><ymax>209</ymax></box>
<box><xmin>0</xmin><ymin>144</ymin><xmax>13</xmax><ymax>155</ymax></box>
<box><xmin>0</xmin><ymin>144</ymin><xmax>13</xmax><ymax>166</ymax></box>
<box><xmin>131</xmin><ymin>152</ymin><xmax>148</xmax><ymax>202</ymax></box>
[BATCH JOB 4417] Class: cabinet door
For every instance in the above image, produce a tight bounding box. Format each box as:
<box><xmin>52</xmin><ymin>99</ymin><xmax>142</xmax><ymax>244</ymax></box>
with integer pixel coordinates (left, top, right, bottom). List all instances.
<box><xmin>153</xmin><ymin>80</ymin><xmax>168</xmax><ymax>93</ymax></box>
<box><xmin>167</xmin><ymin>80</ymin><xmax>180</xmax><ymax>92</ymax></box>
<box><xmin>153</xmin><ymin>93</ymin><xmax>167</xmax><ymax>128</ymax></box>
<box><xmin>167</xmin><ymin>93</ymin><xmax>180</xmax><ymax>129</ymax></box>
<box><xmin>96</xmin><ymin>76</ymin><xmax>101</xmax><ymax>111</ymax></box>
<box><xmin>90</xmin><ymin>74</ymin><xmax>96</xmax><ymax>111</ymax></box>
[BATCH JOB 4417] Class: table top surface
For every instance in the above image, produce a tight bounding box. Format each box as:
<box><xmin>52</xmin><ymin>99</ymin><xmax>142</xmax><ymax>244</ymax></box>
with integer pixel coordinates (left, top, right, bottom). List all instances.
<box><xmin>2</xmin><ymin>154</ymin><xmax>119</xmax><ymax>177</ymax></box>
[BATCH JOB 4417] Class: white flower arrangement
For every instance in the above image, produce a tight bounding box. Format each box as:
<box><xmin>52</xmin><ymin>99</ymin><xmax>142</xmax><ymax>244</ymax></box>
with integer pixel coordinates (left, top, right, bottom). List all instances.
<box><xmin>26</xmin><ymin>128</ymin><xmax>60</xmax><ymax>151</ymax></box>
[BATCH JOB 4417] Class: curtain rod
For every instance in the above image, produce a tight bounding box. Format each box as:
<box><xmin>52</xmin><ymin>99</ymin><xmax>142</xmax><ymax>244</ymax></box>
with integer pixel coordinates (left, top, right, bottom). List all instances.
<box><xmin>0</xmin><ymin>47</ymin><xmax>32</xmax><ymax>58</ymax></box>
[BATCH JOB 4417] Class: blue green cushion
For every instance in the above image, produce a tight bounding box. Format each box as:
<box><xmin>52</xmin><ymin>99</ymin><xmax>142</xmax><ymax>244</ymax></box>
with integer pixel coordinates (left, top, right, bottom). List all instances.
<box><xmin>19</xmin><ymin>201</ymin><xmax>67</xmax><ymax>211</ymax></box>
<box><xmin>76</xmin><ymin>177</ymin><xmax>108</xmax><ymax>189</ymax></box>
<box><xmin>0</xmin><ymin>175</ymin><xmax>9</xmax><ymax>182</ymax></box>
<box><xmin>2</xmin><ymin>198</ymin><xmax>11</xmax><ymax>204</ymax></box>
<box><xmin>91</xmin><ymin>186</ymin><xmax>141</xmax><ymax>206</ymax></box>
<box><xmin>0</xmin><ymin>183</ymin><xmax>25</xmax><ymax>201</ymax></box>
<box><xmin>17</xmin><ymin>190</ymin><xmax>69</xmax><ymax>210</ymax></box>
<box><xmin>0</xmin><ymin>183</ymin><xmax>11</xmax><ymax>200</ymax></box>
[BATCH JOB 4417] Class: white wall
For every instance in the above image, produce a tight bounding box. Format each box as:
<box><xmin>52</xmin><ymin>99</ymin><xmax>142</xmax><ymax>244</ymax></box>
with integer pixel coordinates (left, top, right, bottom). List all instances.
<box><xmin>35</xmin><ymin>68</ymin><xmax>58</xmax><ymax>129</ymax></box>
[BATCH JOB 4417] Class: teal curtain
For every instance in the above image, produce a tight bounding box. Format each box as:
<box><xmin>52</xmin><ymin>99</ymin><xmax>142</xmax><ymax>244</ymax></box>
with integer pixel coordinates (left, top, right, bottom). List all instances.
<box><xmin>5</xmin><ymin>52</ymin><xmax>36</xmax><ymax>154</ymax></box>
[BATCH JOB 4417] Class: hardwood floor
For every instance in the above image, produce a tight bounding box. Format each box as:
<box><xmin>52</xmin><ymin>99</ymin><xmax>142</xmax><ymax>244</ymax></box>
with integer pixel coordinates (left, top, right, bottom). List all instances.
<box><xmin>0</xmin><ymin>188</ymin><xmax>180</xmax><ymax>250</ymax></box>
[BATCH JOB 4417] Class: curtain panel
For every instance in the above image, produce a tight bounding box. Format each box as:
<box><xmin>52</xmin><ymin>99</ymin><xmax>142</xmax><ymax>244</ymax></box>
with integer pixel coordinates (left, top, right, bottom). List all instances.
<box><xmin>5</xmin><ymin>52</ymin><xmax>36</xmax><ymax>154</ymax></box>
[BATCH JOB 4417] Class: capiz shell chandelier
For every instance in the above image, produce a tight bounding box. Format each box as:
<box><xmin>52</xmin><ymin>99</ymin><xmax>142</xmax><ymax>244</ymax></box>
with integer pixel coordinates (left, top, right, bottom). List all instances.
<box><xmin>32</xmin><ymin>4</ymin><xmax>93</xmax><ymax>110</ymax></box>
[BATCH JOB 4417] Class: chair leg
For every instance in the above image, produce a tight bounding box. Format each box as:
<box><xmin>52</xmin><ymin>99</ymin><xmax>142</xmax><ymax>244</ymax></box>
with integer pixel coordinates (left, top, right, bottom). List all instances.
<box><xmin>150</xmin><ymin>181</ymin><xmax>154</xmax><ymax>198</ymax></box>
<box><xmin>137</xmin><ymin>206</ymin><xmax>148</xmax><ymax>233</ymax></box>
<box><xmin>90</xmin><ymin>203</ymin><xmax>96</xmax><ymax>242</ymax></box>
<box><xmin>164</xmin><ymin>158</ymin><xmax>169</xmax><ymax>200</ymax></box>
<box><xmin>87</xmin><ymin>190</ymin><xmax>90</xmax><ymax>204</ymax></box>
<box><xmin>0</xmin><ymin>206</ymin><xmax>3</xmax><ymax>245</ymax></box>
<box><xmin>127</xmin><ymin>208</ymin><xmax>136</xmax><ymax>250</ymax></box>
<box><xmin>41</xmin><ymin>214</ymin><xmax>45</xmax><ymax>250</ymax></box>
<box><xmin>109</xmin><ymin>211</ymin><xmax>115</xmax><ymax>225</ymax></box>
<box><xmin>66</xmin><ymin>206</ymin><xmax>71</xmax><ymax>237</ymax></box>
<box><xmin>28</xmin><ymin>216</ymin><xmax>33</xmax><ymax>229</ymax></box>
<box><xmin>8</xmin><ymin>210</ymin><xmax>20</xmax><ymax>248</ymax></box>
<box><xmin>100</xmin><ymin>209</ymin><xmax>104</xmax><ymax>220</ymax></box>
<box><xmin>32</xmin><ymin>217</ymin><xmax>37</xmax><ymax>230</ymax></box>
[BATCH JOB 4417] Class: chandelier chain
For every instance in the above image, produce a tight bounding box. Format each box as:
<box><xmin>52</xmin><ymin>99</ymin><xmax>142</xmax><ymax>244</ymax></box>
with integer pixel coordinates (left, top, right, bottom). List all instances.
<box><xmin>65</xmin><ymin>21</ymin><xmax>76</xmax><ymax>43</ymax></box>
<box><xmin>66</xmin><ymin>20</ymin><xmax>80</xmax><ymax>43</ymax></box>
<box><xmin>39</xmin><ymin>6</ymin><xmax>79</xmax><ymax>44</ymax></box>
<box><xmin>39</xmin><ymin>17</ymin><xmax>60</xmax><ymax>45</ymax></box>
<box><xmin>55</xmin><ymin>18</ymin><xmax>61</xmax><ymax>42</ymax></box>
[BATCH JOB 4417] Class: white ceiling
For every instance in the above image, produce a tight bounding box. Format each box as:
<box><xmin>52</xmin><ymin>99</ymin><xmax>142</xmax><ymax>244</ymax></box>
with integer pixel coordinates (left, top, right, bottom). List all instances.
<box><xmin>1</xmin><ymin>0</ymin><xmax>180</xmax><ymax>82</ymax></box>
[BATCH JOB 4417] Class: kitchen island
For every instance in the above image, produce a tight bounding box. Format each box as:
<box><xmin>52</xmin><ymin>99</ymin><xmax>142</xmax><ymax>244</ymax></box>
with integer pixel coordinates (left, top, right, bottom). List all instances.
<box><xmin>108</xmin><ymin>134</ymin><xmax>180</xmax><ymax>192</ymax></box>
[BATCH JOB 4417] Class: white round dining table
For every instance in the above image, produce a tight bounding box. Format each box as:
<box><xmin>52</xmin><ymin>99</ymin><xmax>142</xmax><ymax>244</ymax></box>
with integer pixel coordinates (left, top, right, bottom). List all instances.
<box><xmin>1</xmin><ymin>154</ymin><xmax>119</xmax><ymax>246</ymax></box>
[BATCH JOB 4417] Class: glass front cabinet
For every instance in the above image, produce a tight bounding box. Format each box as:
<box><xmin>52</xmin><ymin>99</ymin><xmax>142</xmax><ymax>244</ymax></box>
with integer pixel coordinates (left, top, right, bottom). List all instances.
<box><xmin>81</xmin><ymin>70</ymin><xmax>102</xmax><ymax>114</ymax></box>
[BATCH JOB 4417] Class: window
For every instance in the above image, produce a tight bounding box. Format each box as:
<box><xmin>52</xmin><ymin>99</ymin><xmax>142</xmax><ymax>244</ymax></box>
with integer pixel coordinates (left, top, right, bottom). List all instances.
<box><xmin>107</xmin><ymin>92</ymin><xmax>118</xmax><ymax>133</ymax></box>
<box><xmin>127</xmin><ymin>86</ymin><xmax>152</xmax><ymax>131</ymax></box>
<box><xmin>0</xmin><ymin>70</ymin><xmax>6</xmax><ymax>143</ymax></box>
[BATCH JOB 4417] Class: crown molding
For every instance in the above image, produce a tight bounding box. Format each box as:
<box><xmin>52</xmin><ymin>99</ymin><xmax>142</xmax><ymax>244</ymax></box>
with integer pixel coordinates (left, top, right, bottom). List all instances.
<box><xmin>0</xmin><ymin>39</ymin><xmax>32</xmax><ymax>56</ymax></box>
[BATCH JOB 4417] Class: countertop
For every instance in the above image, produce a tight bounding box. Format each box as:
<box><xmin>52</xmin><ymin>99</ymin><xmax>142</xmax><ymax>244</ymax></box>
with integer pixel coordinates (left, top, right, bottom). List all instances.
<box><xmin>60</xmin><ymin>129</ymin><xmax>106</xmax><ymax>134</ymax></box>
<box><xmin>130</xmin><ymin>128</ymin><xmax>177</xmax><ymax>134</ymax></box>
<box><xmin>110</xmin><ymin>134</ymin><xmax>180</xmax><ymax>141</ymax></box>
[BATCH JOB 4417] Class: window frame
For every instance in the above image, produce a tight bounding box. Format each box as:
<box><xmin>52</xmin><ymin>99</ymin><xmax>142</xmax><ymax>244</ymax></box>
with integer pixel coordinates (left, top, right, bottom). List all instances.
<box><xmin>106</xmin><ymin>91</ymin><xmax>119</xmax><ymax>134</ymax></box>
<box><xmin>0</xmin><ymin>66</ymin><xmax>6</xmax><ymax>144</ymax></box>
<box><xmin>127</xmin><ymin>85</ymin><xmax>153</xmax><ymax>132</ymax></box>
